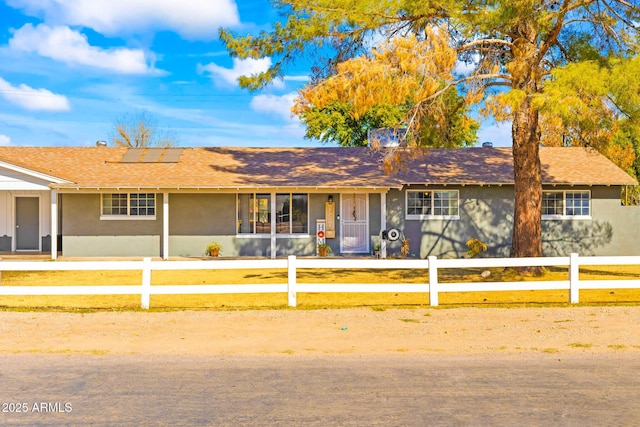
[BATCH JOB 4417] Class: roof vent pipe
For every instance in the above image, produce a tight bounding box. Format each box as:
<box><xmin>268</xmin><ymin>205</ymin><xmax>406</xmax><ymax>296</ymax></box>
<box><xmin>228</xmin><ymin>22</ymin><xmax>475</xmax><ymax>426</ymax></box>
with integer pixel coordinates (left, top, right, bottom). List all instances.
<box><xmin>481</xmin><ymin>141</ymin><xmax>493</xmax><ymax>148</ymax></box>
<box><xmin>96</xmin><ymin>140</ymin><xmax>107</xmax><ymax>147</ymax></box>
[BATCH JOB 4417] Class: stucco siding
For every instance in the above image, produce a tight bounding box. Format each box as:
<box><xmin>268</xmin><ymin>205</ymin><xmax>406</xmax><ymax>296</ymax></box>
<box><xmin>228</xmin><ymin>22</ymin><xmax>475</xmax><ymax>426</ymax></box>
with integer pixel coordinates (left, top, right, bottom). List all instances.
<box><xmin>169</xmin><ymin>233</ymin><xmax>317</xmax><ymax>257</ymax></box>
<box><xmin>275</xmin><ymin>238</ymin><xmax>317</xmax><ymax>257</ymax></box>
<box><xmin>61</xmin><ymin>193</ymin><xmax>162</xmax><ymax>256</ymax></box>
<box><xmin>368</xmin><ymin>193</ymin><xmax>382</xmax><ymax>251</ymax></box>
<box><xmin>386</xmin><ymin>186</ymin><xmax>514</xmax><ymax>258</ymax></box>
<box><xmin>388</xmin><ymin>184</ymin><xmax>640</xmax><ymax>258</ymax></box>
<box><xmin>169</xmin><ymin>193</ymin><xmax>236</xmax><ymax>235</ymax></box>
<box><xmin>63</xmin><ymin>235</ymin><xmax>160</xmax><ymax>257</ymax></box>
<box><xmin>55</xmin><ymin>186</ymin><xmax>640</xmax><ymax>258</ymax></box>
<box><xmin>602</xmin><ymin>204</ymin><xmax>640</xmax><ymax>256</ymax></box>
<box><xmin>542</xmin><ymin>186</ymin><xmax>640</xmax><ymax>256</ymax></box>
<box><xmin>169</xmin><ymin>193</ymin><xmax>329</xmax><ymax>257</ymax></box>
<box><xmin>62</xmin><ymin>193</ymin><xmax>162</xmax><ymax>236</ymax></box>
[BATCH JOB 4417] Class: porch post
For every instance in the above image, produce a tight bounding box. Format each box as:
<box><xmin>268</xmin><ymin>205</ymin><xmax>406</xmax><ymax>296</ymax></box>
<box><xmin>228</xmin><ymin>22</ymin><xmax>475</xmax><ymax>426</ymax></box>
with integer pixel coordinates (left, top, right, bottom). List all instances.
<box><xmin>163</xmin><ymin>192</ymin><xmax>169</xmax><ymax>260</ymax></box>
<box><xmin>380</xmin><ymin>192</ymin><xmax>387</xmax><ymax>259</ymax></box>
<box><xmin>50</xmin><ymin>189</ymin><xmax>57</xmax><ymax>260</ymax></box>
<box><xmin>270</xmin><ymin>193</ymin><xmax>276</xmax><ymax>259</ymax></box>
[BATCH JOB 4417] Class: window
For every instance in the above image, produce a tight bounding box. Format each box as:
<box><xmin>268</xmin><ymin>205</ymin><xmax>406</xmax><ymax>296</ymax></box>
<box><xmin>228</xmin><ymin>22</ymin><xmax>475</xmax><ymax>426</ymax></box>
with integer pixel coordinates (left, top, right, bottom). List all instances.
<box><xmin>102</xmin><ymin>193</ymin><xmax>127</xmax><ymax>216</ymax></box>
<box><xmin>406</xmin><ymin>190</ymin><xmax>459</xmax><ymax>219</ymax></box>
<box><xmin>542</xmin><ymin>191</ymin><xmax>563</xmax><ymax>216</ymax></box>
<box><xmin>566</xmin><ymin>192</ymin><xmax>590</xmax><ymax>216</ymax></box>
<box><xmin>407</xmin><ymin>191</ymin><xmax>431</xmax><ymax>216</ymax></box>
<box><xmin>434</xmin><ymin>191</ymin><xmax>458</xmax><ymax>216</ymax></box>
<box><xmin>542</xmin><ymin>191</ymin><xmax>590</xmax><ymax>218</ymax></box>
<box><xmin>101</xmin><ymin>193</ymin><xmax>155</xmax><ymax>218</ymax></box>
<box><xmin>237</xmin><ymin>193</ymin><xmax>309</xmax><ymax>234</ymax></box>
<box><xmin>250</xmin><ymin>194</ymin><xmax>271</xmax><ymax>233</ymax></box>
<box><xmin>276</xmin><ymin>193</ymin><xmax>308</xmax><ymax>234</ymax></box>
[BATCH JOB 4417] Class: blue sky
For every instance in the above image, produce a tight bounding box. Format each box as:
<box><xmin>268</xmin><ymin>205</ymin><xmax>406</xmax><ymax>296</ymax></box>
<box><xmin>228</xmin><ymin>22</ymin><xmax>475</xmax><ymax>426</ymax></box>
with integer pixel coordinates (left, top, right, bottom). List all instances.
<box><xmin>0</xmin><ymin>0</ymin><xmax>510</xmax><ymax>148</ymax></box>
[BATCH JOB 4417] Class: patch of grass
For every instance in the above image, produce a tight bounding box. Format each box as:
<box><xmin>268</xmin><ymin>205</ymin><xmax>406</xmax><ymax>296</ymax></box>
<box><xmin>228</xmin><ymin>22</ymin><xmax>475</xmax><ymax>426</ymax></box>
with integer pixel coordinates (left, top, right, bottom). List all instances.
<box><xmin>568</xmin><ymin>342</ymin><xmax>593</xmax><ymax>348</ymax></box>
<box><xmin>542</xmin><ymin>348</ymin><xmax>560</xmax><ymax>354</ymax></box>
<box><xmin>607</xmin><ymin>344</ymin><xmax>627</xmax><ymax>350</ymax></box>
<box><xmin>399</xmin><ymin>318</ymin><xmax>420</xmax><ymax>323</ymax></box>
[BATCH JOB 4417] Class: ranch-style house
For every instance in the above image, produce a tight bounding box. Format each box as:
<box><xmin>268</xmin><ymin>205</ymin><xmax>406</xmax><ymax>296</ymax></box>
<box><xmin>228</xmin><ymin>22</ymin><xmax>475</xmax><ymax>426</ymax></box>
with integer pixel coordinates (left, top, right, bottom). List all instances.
<box><xmin>0</xmin><ymin>145</ymin><xmax>638</xmax><ymax>259</ymax></box>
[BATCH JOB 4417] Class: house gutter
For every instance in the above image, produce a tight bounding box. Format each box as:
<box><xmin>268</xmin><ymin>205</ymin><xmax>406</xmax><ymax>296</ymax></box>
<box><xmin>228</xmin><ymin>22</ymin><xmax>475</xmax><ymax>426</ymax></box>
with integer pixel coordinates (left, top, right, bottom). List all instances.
<box><xmin>50</xmin><ymin>186</ymin><xmax>400</xmax><ymax>192</ymax></box>
<box><xmin>404</xmin><ymin>181</ymin><xmax>635</xmax><ymax>187</ymax></box>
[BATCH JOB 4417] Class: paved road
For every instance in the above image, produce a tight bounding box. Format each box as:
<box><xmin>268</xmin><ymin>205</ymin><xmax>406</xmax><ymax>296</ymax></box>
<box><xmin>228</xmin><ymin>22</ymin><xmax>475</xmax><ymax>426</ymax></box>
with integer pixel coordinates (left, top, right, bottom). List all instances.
<box><xmin>1</xmin><ymin>354</ymin><xmax>638</xmax><ymax>426</ymax></box>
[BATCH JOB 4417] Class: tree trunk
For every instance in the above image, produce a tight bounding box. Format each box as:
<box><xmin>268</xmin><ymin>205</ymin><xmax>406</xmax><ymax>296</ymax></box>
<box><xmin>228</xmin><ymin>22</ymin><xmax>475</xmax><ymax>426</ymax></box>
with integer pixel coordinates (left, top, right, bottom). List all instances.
<box><xmin>511</xmin><ymin>94</ymin><xmax>543</xmax><ymax>269</ymax></box>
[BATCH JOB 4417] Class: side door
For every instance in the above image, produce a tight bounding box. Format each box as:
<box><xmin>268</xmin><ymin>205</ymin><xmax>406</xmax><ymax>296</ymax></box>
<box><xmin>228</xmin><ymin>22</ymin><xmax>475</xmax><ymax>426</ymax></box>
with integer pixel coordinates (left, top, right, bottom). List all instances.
<box><xmin>15</xmin><ymin>196</ymin><xmax>40</xmax><ymax>251</ymax></box>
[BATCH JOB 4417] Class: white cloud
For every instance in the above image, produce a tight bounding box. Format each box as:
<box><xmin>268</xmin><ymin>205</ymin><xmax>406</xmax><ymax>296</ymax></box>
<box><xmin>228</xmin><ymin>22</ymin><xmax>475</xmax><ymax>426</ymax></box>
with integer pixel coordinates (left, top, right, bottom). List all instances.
<box><xmin>0</xmin><ymin>135</ymin><xmax>11</xmax><ymax>146</ymax></box>
<box><xmin>0</xmin><ymin>77</ymin><xmax>70</xmax><ymax>111</ymax></box>
<box><xmin>454</xmin><ymin>52</ymin><xmax>481</xmax><ymax>77</ymax></box>
<box><xmin>454</xmin><ymin>60</ymin><xmax>477</xmax><ymax>76</ymax></box>
<box><xmin>478</xmin><ymin>121</ymin><xmax>512</xmax><ymax>147</ymax></box>
<box><xmin>9</xmin><ymin>24</ymin><xmax>158</xmax><ymax>75</ymax></box>
<box><xmin>250</xmin><ymin>93</ymin><xmax>299</xmax><ymax>122</ymax></box>
<box><xmin>198</xmin><ymin>57</ymin><xmax>274</xmax><ymax>87</ymax></box>
<box><xmin>6</xmin><ymin>0</ymin><xmax>239</xmax><ymax>40</ymax></box>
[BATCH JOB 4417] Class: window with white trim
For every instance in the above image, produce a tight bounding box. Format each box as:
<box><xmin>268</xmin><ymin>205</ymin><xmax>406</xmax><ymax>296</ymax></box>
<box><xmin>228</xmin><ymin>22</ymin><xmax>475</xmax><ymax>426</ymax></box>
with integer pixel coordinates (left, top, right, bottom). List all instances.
<box><xmin>101</xmin><ymin>193</ymin><xmax>155</xmax><ymax>218</ymax></box>
<box><xmin>406</xmin><ymin>190</ymin><xmax>459</xmax><ymax>219</ymax></box>
<box><xmin>237</xmin><ymin>193</ymin><xmax>309</xmax><ymax>234</ymax></box>
<box><xmin>542</xmin><ymin>190</ymin><xmax>591</xmax><ymax>219</ymax></box>
<box><xmin>276</xmin><ymin>193</ymin><xmax>308</xmax><ymax>234</ymax></box>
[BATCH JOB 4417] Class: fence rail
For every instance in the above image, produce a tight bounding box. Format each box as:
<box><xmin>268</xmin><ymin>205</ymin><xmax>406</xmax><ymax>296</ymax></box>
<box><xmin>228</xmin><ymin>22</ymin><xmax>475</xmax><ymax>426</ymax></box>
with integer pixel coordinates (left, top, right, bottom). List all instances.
<box><xmin>0</xmin><ymin>254</ymin><xmax>639</xmax><ymax>308</ymax></box>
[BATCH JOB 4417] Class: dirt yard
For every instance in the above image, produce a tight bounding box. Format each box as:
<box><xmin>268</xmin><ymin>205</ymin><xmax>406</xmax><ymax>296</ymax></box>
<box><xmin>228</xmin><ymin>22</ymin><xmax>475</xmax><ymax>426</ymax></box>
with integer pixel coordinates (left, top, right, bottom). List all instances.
<box><xmin>1</xmin><ymin>306</ymin><xmax>639</xmax><ymax>357</ymax></box>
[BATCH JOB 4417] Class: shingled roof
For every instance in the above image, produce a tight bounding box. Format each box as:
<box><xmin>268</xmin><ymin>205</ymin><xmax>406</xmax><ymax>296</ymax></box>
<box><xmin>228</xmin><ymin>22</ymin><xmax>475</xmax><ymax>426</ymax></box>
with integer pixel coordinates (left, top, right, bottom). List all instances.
<box><xmin>0</xmin><ymin>146</ymin><xmax>635</xmax><ymax>189</ymax></box>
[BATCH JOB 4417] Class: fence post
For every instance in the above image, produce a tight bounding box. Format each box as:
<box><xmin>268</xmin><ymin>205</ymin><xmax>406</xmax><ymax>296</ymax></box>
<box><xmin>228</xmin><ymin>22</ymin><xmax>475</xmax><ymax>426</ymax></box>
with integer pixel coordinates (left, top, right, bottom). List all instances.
<box><xmin>287</xmin><ymin>255</ymin><xmax>297</xmax><ymax>307</ymax></box>
<box><xmin>141</xmin><ymin>257</ymin><xmax>152</xmax><ymax>309</ymax></box>
<box><xmin>428</xmin><ymin>256</ymin><xmax>438</xmax><ymax>307</ymax></box>
<box><xmin>569</xmin><ymin>253</ymin><xmax>580</xmax><ymax>304</ymax></box>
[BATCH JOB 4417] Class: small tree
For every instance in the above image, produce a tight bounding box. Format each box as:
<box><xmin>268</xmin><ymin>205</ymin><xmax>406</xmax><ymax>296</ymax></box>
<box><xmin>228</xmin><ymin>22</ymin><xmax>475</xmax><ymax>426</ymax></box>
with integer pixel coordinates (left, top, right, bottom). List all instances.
<box><xmin>294</xmin><ymin>86</ymin><xmax>478</xmax><ymax>148</ymax></box>
<box><xmin>110</xmin><ymin>111</ymin><xmax>178</xmax><ymax>148</ymax></box>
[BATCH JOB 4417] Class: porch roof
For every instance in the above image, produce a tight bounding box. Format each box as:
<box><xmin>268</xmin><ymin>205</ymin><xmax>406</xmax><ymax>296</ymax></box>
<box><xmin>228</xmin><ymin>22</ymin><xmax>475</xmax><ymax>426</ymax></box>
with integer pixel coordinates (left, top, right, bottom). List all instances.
<box><xmin>0</xmin><ymin>146</ymin><xmax>635</xmax><ymax>189</ymax></box>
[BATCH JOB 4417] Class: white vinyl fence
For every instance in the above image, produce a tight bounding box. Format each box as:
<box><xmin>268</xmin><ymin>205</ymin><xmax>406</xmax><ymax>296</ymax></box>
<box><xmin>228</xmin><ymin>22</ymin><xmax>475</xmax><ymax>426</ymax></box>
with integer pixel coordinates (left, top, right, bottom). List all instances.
<box><xmin>0</xmin><ymin>254</ymin><xmax>639</xmax><ymax>308</ymax></box>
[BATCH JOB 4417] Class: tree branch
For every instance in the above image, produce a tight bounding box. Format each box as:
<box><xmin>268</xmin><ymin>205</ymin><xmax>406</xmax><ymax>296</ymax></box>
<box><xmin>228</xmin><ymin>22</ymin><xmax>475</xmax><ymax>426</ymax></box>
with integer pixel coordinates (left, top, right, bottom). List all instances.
<box><xmin>538</xmin><ymin>0</ymin><xmax>572</xmax><ymax>61</ymax></box>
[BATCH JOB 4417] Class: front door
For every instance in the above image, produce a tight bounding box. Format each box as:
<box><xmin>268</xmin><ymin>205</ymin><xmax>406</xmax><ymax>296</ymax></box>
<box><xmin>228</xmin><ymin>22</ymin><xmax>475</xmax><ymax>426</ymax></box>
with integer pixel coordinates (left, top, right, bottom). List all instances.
<box><xmin>341</xmin><ymin>194</ymin><xmax>368</xmax><ymax>253</ymax></box>
<box><xmin>15</xmin><ymin>197</ymin><xmax>39</xmax><ymax>251</ymax></box>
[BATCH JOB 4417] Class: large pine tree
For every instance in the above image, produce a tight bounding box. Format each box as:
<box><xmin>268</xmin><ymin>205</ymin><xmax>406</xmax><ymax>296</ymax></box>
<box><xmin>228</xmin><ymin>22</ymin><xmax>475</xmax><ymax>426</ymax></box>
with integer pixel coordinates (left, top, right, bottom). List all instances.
<box><xmin>221</xmin><ymin>1</ymin><xmax>640</xmax><ymax>265</ymax></box>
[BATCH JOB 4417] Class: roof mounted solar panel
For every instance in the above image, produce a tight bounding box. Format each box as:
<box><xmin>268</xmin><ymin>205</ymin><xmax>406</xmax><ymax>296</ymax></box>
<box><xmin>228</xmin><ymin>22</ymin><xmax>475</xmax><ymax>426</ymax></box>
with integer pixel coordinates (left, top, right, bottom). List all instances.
<box><xmin>161</xmin><ymin>148</ymin><xmax>183</xmax><ymax>163</ymax></box>
<box><xmin>140</xmin><ymin>148</ymin><xmax>164</xmax><ymax>163</ymax></box>
<box><xmin>120</xmin><ymin>147</ymin><xmax>183</xmax><ymax>163</ymax></box>
<box><xmin>120</xmin><ymin>148</ymin><xmax>145</xmax><ymax>163</ymax></box>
